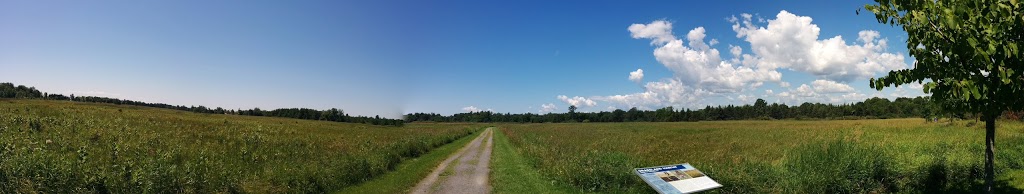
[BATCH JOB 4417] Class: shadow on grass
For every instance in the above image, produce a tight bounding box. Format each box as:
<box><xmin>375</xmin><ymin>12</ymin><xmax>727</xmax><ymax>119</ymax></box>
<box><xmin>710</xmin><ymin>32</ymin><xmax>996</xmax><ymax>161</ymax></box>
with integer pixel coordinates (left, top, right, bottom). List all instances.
<box><xmin>919</xmin><ymin>160</ymin><xmax>1023</xmax><ymax>193</ymax></box>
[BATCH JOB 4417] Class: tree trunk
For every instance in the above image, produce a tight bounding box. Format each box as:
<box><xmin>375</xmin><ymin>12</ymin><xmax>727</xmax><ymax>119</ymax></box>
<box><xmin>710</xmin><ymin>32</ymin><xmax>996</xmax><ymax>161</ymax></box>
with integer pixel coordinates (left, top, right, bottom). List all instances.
<box><xmin>985</xmin><ymin>115</ymin><xmax>996</xmax><ymax>194</ymax></box>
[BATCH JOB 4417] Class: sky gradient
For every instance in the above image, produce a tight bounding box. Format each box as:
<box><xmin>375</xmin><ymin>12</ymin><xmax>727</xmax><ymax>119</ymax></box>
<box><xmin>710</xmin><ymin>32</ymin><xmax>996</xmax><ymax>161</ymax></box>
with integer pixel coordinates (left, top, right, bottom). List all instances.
<box><xmin>0</xmin><ymin>0</ymin><xmax>925</xmax><ymax>118</ymax></box>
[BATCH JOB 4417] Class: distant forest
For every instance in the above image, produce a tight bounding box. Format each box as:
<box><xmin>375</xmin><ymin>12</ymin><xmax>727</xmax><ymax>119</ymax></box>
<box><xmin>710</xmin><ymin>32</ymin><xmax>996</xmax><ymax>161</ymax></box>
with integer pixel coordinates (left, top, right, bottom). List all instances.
<box><xmin>408</xmin><ymin>97</ymin><xmax>1024</xmax><ymax>123</ymax></box>
<box><xmin>6</xmin><ymin>82</ymin><xmax>1019</xmax><ymax>125</ymax></box>
<box><xmin>0</xmin><ymin>82</ymin><xmax>405</xmax><ymax>126</ymax></box>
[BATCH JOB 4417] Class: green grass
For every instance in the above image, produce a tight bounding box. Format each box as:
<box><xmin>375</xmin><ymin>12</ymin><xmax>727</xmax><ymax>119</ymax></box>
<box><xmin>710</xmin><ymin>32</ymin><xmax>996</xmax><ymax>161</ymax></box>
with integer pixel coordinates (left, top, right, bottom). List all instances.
<box><xmin>491</xmin><ymin>128</ymin><xmax>579</xmax><ymax>194</ymax></box>
<box><xmin>497</xmin><ymin>119</ymin><xmax>1024</xmax><ymax>193</ymax></box>
<box><xmin>1000</xmin><ymin>170</ymin><xmax>1024</xmax><ymax>190</ymax></box>
<box><xmin>334</xmin><ymin>127</ymin><xmax>484</xmax><ymax>194</ymax></box>
<box><xmin>0</xmin><ymin>99</ymin><xmax>483</xmax><ymax>193</ymax></box>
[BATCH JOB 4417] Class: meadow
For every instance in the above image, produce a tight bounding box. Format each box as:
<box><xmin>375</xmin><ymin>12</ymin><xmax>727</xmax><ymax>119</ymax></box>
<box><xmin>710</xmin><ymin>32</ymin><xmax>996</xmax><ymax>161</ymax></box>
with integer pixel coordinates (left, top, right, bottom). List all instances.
<box><xmin>497</xmin><ymin>119</ymin><xmax>1024</xmax><ymax>193</ymax></box>
<box><xmin>0</xmin><ymin>99</ymin><xmax>482</xmax><ymax>193</ymax></box>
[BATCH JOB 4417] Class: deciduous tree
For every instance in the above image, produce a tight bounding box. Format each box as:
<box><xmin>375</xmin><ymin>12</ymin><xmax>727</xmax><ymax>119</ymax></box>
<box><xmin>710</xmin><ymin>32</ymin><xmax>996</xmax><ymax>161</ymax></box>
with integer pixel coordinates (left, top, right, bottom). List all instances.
<box><xmin>865</xmin><ymin>0</ymin><xmax>1024</xmax><ymax>192</ymax></box>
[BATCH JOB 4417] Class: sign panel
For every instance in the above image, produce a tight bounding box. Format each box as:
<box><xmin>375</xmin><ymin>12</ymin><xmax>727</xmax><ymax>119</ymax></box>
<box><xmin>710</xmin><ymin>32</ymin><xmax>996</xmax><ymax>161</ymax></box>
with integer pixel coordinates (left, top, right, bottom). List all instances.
<box><xmin>634</xmin><ymin>163</ymin><xmax>721</xmax><ymax>194</ymax></box>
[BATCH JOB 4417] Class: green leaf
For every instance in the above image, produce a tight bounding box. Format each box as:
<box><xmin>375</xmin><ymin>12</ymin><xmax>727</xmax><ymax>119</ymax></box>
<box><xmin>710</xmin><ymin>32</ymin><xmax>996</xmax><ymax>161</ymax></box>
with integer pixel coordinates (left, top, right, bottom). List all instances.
<box><xmin>923</xmin><ymin>82</ymin><xmax>935</xmax><ymax>93</ymax></box>
<box><xmin>961</xmin><ymin>86</ymin><xmax>971</xmax><ymax>101</ymax></box>
<box><xmin>971</xmin><ymin>84</ymin><xmax>981</xmax><ymax>100</ymax></box>
<box><xmin>1001</xmin><ymin>67</ymin><xmax>1011</xmax><ymax>84</ymax></box>
<box><xmin>1009</xmin><ymin>42</ymin><xmax>1018</xmax><ymax>57</ymax></box>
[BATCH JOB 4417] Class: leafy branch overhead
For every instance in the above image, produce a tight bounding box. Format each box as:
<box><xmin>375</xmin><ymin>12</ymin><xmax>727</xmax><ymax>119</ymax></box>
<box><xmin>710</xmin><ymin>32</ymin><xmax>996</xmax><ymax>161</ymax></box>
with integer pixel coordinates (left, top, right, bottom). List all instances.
<box><xmin>866</xmin><ymin>0</ymin><xmax>1024</xmax><ymax>115</ymax></box>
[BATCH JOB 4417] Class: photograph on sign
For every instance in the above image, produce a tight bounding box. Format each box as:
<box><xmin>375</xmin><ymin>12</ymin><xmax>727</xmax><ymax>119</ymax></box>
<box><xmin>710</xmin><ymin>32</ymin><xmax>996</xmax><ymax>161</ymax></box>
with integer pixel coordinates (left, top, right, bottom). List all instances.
<box><xmin>634</xmin><ymin>163</ymin><xmax>721</xmax><ymax>194</ymax></box>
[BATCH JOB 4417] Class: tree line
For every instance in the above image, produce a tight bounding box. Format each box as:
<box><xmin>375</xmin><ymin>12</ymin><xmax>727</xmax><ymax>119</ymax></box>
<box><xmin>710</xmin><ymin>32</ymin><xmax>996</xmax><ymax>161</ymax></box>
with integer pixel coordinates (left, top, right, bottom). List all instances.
<box><xmin>405</xmin><ymin>97</ymin><xmax>989</xmax><ymax>123</ymax></box>
<box><xmin>0</xmin><ymin>82</ymin><xmax>403</xmax><ymax>126</ymax></box>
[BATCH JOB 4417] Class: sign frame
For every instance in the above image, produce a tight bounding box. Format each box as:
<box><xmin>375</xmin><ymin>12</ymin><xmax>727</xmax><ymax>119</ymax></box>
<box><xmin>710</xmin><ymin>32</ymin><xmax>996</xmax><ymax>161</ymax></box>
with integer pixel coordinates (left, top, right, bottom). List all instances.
<box><xmin>633</xmin><ymin>163</ymin><xmax>722</xmax><ymax>194</ymax></box>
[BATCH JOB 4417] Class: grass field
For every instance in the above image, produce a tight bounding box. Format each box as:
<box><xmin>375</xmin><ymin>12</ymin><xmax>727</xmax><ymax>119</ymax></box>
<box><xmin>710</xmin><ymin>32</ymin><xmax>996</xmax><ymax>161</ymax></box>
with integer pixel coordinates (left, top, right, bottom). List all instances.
<box><xmin>0</xmin><ymin>99</ymin><xmax>482</xmax><ymax>193</ymax></box>
<box><xmin>8</xmin><ymin>98</ymin><xmax>1024</xmax><ymax>193</ymax></box>
<box><xmin>491</xmin><ymin>128</ymin><xmax>579</xmax><ymax>194</ymax></box>
<box><xmin>497</xmin><ymin>119</ymin><xmax>1024</xmax><ymax>193</ymax></box>
<box><xmin>334</xmin><ymin>126</ymin><xmax>483</xmax><ymax>194</ymax></box>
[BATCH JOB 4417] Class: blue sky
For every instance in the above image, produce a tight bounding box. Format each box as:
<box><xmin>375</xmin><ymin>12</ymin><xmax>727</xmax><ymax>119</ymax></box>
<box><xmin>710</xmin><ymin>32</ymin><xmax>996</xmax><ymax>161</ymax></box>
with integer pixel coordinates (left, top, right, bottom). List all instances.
<box><xmin>0</xmin><ymin>0</ymin><xmax>924</xmax><ymax>118</ymax></box>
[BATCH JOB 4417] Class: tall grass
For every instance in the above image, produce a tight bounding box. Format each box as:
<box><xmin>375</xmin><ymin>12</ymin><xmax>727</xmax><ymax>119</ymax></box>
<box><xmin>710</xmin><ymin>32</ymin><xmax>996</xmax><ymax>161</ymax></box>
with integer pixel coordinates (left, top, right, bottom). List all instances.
<box><xmin>498</xmin><ymin>119</ymin><xmax>1024</xmax><ymax>193</ymax></box>
<box><xmin>0</xmin><ymin>99</ymin><xmax>482</xmax><ymax>193</ymax></box>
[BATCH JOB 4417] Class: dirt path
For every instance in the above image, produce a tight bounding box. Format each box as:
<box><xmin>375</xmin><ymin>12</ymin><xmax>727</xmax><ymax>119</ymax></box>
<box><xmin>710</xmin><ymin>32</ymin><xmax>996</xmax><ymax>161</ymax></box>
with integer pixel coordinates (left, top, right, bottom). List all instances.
<box><xmin>411</xmin><ymin>127</ymin><xmax>493</xmax><ymax>194</ymax></box>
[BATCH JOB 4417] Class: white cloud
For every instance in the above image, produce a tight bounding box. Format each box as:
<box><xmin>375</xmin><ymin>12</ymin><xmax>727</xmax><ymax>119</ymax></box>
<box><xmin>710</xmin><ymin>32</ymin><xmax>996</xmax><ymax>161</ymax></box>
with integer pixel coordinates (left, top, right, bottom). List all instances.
<box><xmin>560</xmin><ymin>11</ymin><xmax>910</xmax><ymax>110</ymax></box>
<box><xmin>858</xmin><ymin>30</ymin><xmax>881</xmax><ymax>44</ymax></box>
<box><xmin>729</xmin><ymin>45</ymin><xmax>742</xmax><ymax>59</ymax></box>
<box><xmin>909</xmin><ymin>83</ymin><xmax>925</xmax><ymax>89</ymax></box>
<box><xmin>628</xmin><ymin>20</ymin><xmax>675</xmax><ymax>45</ymax></box>
<box><xmin>904</xmin><ymin>82</ymin><xmax>923</xmax><ymax>90</ymax></box>
<box><xmin>631</xmin><ymin>21</ymin><xmax>781</xmax><ymax>92</ymax></box>
<box><xmin>539</xmin><ymin>103</ymin><xmax>557</xmax><ymax>113</ymax></box>
<box><xmin>557</xmin><ymin>95</ymin><xmax>597</xmax><ymax>107</ymax></box>
<box><xmin>461</xmin><ymin>106</ymin><xmax>481</xmax><ymax>112</ymax></box>
<box><xmin>772</xmin><ymin>81</ymin><xmax>875</xmax><ymax>104</ymax></box>
<box><xmin>890</xmin><ymin>82</ymin><xmax>928</xmax><ymax>98</ymax></box>
<box><xmin>774</xmin><ymin>79</ymin><xmax>859</xmax><ymax>103</ymax></box>
<box><xmin>593</xmin><ymin>79</ymin><xmax>713</xmax><ymax>110</ymax></box>
<box><xmin>737</xmin><ymin>94</ymin><xmax>755</xmax><ymax>103</ymax></box>
<box><xmin>731</xmin><ymin>10</ymin><xmax>907</xmax><ymax>82</ymax></box>
<box><xmin>794</xmin><ymin>84</ymin><xmax>817</xmax><ymax>97</ymax></box>
<box><xmin>629</xmin><ymin>69</ymin><xmax>644</xmax><ymax>83</ymax></box>
<box><xmin>810</xmin><ymin>79</ymin><xmax>855</xmax><ymax>93</ymax></box>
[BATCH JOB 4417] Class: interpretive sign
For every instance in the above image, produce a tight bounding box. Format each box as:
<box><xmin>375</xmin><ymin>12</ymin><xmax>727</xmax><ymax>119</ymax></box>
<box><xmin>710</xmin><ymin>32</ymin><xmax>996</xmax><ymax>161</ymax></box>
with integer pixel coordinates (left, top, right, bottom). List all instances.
<box><xmin>634</xmin><ymin>163</ymin><xmax>721</xmax><ymax>194</ymax></box>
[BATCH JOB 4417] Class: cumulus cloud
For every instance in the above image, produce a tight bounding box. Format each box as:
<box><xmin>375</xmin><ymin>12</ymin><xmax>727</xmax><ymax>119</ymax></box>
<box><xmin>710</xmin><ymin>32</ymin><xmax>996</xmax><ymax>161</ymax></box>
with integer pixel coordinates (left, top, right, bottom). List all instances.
<box><xmin>906</xmin><ymin>83</ymin><xmax>923</xmax><ymax>90</ymax></box>
<box><xmin>810</xmin><ymin>79</ymin><xmax>855</xmax><ymax>93</ymax></box>
<box><xmin>629</xmin><ymin>69</ymin><xmax>644</xmax><ymax>83</ymax></box>
<box><xmin>631</xmin><ymin>21</ymin><xmax>781</xmax><ymax>92</ymax></box>
<box><xmin>728</xmin><ymin>45</ymin><xmax>743</xmax><ymax>59</ymax></box>
<box><xmin>557</xmin><ymin>95</ymin><xmax>597</xmax><ymax>107</ymax></box>
<box><xmin>737</xmin><ymin>94</ymin><xmax>755</xmax><ymax>103</ymax></box>
<box><xmin>794</xmin><ymin>84</ymin><xmax>817</xmax><ymax>97</ymax></box>
<box><xmin>628</xmin><ymin>20</ymin><xmax>675</xmax><ymax>45</ymax></box>
<box><xmin>593</xmin><ymin>79</ymin><xmax>714</xmax><ymax>110</ymax></box>
<box><xmin>461</xmin><ymin>106</ymin><xmax>481</xmax><ymax>112</ymax></box>
<box><xmin>731</xmin><ymin>10</ymin><xmax>907</xmax><ymax>82</ymax></box>
<box><xmin>560</xmin><ymin>10</ymin><xmax>909</xmax><ymax>110</ymax></box>
<box><xmin>890</xmin><ymin>82</ymin><xmax>928</xmax><ymax>97</ymax></box>
<box><xmin>772</xmin><ymin>81</ymin><xmax>874</xmax><ymax>104</ymax></box>
<box><xmin>539</xmin><ymin>103</ymin><xmax>557</xmax><ymax>113</ymax></box>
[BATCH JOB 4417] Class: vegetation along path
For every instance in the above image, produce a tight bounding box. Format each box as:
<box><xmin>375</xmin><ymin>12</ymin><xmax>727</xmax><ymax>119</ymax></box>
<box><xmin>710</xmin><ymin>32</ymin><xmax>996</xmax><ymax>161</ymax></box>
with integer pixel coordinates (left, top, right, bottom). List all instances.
<box><xmin>411</xmin><ymin>127</ymin><xmax>494</xmax><ymax>194</ymax></box>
